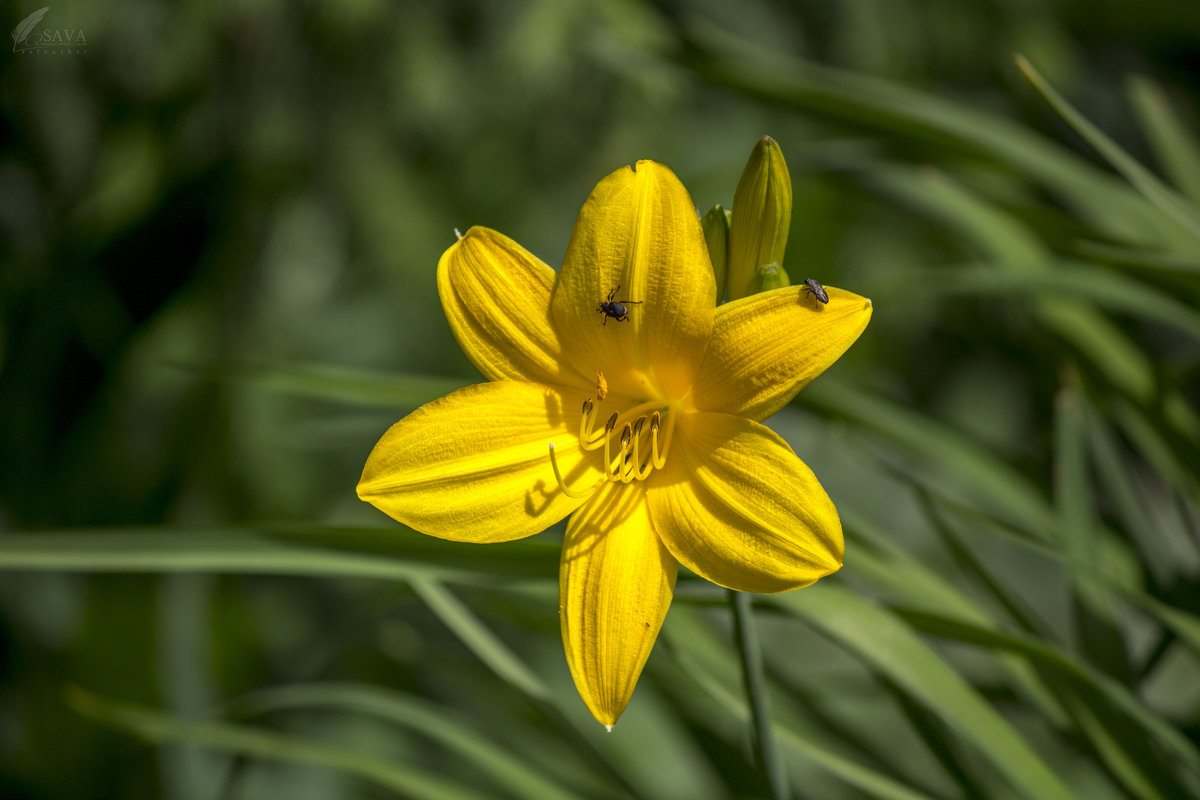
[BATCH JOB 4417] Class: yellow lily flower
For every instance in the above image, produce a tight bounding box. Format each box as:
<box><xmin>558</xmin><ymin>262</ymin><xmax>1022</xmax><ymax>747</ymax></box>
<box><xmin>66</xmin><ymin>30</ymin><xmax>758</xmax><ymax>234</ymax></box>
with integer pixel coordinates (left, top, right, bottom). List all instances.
<box><xmin>358</xmin><ymin>160</ymin><xmax>872</xmax><ymax>729</ymax></box>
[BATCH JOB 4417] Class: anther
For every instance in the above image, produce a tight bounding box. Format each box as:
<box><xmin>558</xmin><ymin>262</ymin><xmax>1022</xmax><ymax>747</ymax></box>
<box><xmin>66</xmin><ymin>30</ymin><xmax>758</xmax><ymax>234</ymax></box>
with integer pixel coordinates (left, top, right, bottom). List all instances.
<box><xmin>650</xmin><ymin>409</ymin><xmax>673</xmax><ymax>470</ymax></box>
<box><xmin>579</xmin><ymin>399</ymin><xmax>607</xmax><ymax>451</ymax></box>
<box><xmin>605</xmin><ymin>412</ymin><xmax>619</xmax><ymax>433</ymax></box>
<box><xmin>619</xmin><ymin>423</ymin><xmax>637</xmax><ymax>483</ymax></box>
<box><xmin>630</xmin><ymin>416</ymin><xmax>654</xmax><ymax>481</ymax></box>
<box><xmin>596</xmin><ymin>371</ymin><xmax>608</xmax><ymax>401</ymax></box>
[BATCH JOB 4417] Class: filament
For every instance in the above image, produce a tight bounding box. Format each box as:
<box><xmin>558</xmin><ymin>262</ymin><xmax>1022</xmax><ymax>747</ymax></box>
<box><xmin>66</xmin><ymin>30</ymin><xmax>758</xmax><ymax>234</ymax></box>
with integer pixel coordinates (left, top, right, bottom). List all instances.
<box><xmin>548</xmin><ymin>443</ymin><xmax>604</xmax><ymax>499</ymax></box>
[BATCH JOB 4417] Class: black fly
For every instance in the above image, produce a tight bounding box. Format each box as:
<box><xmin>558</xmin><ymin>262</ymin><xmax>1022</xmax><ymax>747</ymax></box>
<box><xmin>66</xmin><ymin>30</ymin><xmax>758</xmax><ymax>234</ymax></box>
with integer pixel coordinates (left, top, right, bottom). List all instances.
<box><xmin>802</xmin><ymin>278</ymin><xmax>829</xmax><ymax>307</ymax></box>
<box><xmin>597</xmin><ymin>286</ymin><xmax>642</xmax><ymax>325</ymax></box>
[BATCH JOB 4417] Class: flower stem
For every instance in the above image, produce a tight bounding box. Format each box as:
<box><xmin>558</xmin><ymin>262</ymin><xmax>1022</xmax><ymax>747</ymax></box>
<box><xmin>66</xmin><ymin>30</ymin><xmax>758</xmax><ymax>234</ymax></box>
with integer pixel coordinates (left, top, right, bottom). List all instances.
<box><xmin>729</xmin><ymin>589</ymin><xmax>788</xmax><ymax>800</ymax></box>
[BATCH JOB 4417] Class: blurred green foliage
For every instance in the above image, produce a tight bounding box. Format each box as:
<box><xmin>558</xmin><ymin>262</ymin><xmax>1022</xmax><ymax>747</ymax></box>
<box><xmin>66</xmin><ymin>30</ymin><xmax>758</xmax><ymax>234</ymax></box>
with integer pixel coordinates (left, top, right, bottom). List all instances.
<box><xmin>2</xmin><ymin>0</ymin><xmax>1200</xmax><ymax>798</ymax></box>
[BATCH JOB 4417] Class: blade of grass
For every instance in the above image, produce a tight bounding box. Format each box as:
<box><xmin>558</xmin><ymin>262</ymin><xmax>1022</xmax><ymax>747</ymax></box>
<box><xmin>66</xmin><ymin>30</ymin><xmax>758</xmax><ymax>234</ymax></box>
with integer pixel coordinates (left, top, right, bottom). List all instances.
<box><xmin>66</xmin><ymin>687</ymin><xmax>493</xmax><ymax>800</ymax></box>
<box><xmin>1015</xmin><ymin>55</ymin><xmax>1200</xmax><ymax>243</ymax></box>
<box><xmin>1075</xmin><ymin>239</ymin><xmax>1200</xmax><ymax>273</ymax></box>
<box><xmin>0</xmin><ymin>527</ymin><xmax>560</xmax><ymax>584</ymax></box>
<box><xmin>409</xmin><ymin>579</ymin><xmax>646</xmax><ymax>800</ymax></box>
<box><xmin>1127</xmin><ymin>76</ymin><xmax>1200</xmax><ymax>205</ymax></box>
<box><xmin>1083</xmin><ymin>395</ymin><xmax>1183</xmax><ymax>585</ymax></box>
<box><xmin>411</xmin><ymin>578</ymin><xmax>550</xmax><ymax>702</ymax></box>
<box><xmin>891</xmin><ymin>261</ymin><xmax>1200</xmax><ymax>345</ymax></box>
<box><xmin>662</xmin><ymin>609</ymin><xmax>943</xmax><ymax>800</ymax></box>
<box><xmin>908</xmin><ymin>490</ymin><xmax>1051</xmax><ymax>636</ymax></box>
<box><xmin>1113</xmin><ymin>399</ymin><xmax>1200</xmax><ymax>508</ymax></box>
<box><xmin>231</xmin><ymin>683</ymin><xmax>580</xmax><ymax>800</ymax></box>
<box><xmin>174</xmin><ymin>360</ymin><xmax>469</xmax><ymax>409</ymax></box>
<box><xmin>1055</xmin><ymin>379</ymin><xmax>1131</xmax><ymax>683</ymax></box>
<box><xmin>840</xmin><ymin>506</ymin><xmax>1071</xmax><ymax>728</ymax></box>
<box><xmin>925</xmin><ymin>491</ymin><xmax>1200</xmax><ymax>666</ymax></box>
<box><xmin>678</xmin><ymin>18</ymin><xmax>1198</xmax><ymax>251</ymax></box>
<box><xmin>801</xmin><ymin>375</ymin><xmax>1057</xmax><ymax>539</ymax></box>
<box><xmin>869</xmin><ymin>165</ymin><xmax>1157</xmax><ymax>404</ymax></box>
<box><xmin>896</xmin><ymin>610</ymin><xmax>1200</xmax><ymax>797</ymax></box>
<box><xmin>1074</xmin><ymin>239</ymin><xmax>1200</xmax><ymax>274</ymax></box>
<box><xmin>767</xmin><ymin>583</ymin><xmax>1076</xmax><ymax>800</ymax></box>
<box><xmin>882</xmin><ymin>681</ymin><xmax>990</xmax><ymax>800</ymax></box>
<box><xmin>729</xmin><ymin>591</ymin><xmax>787</xmax><ymax>800</ymax></box>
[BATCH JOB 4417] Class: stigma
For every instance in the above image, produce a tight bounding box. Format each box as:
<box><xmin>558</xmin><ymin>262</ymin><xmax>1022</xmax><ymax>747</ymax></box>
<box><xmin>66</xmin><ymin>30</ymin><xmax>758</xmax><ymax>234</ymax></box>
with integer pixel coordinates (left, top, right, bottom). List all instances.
<box><xmin>549</xmin><ymin>397</ymin><xmax>676</xmax><ymax>499</ymax></box>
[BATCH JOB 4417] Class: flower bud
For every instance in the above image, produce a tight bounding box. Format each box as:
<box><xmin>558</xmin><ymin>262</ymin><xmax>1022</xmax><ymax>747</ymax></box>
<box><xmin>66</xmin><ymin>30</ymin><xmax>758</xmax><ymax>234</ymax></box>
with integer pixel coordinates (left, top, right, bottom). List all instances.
<box><xmin>747</xmin><ymin>261</ymin><xmax>790</xmax><ymax>294</ymax></box>
<box><xmin>701</xmin><ymin>204</ymin><xmax>730</xmax><ymax>304</ymax></box>
<box><xmin>728</xmin><ymin>136</ymin><xmax>792</xmax><ymax>300</ymax></box>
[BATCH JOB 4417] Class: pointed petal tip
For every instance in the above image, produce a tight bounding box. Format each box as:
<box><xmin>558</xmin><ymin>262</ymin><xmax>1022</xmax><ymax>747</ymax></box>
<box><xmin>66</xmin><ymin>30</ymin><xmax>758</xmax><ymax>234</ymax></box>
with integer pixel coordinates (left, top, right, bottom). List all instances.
<box><xmin>627</xmin><ymin>158</ymin><xmax>667</xmax><ymax>175</ymax></box>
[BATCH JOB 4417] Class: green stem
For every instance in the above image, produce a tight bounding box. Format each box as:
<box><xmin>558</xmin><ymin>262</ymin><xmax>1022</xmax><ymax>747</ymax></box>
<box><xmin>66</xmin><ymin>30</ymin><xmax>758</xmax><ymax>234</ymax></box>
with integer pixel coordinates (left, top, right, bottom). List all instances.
<box><xmin>729</xmin><ymin>589</ymin><xmax>788</xmax><ymax>800</ymax></box>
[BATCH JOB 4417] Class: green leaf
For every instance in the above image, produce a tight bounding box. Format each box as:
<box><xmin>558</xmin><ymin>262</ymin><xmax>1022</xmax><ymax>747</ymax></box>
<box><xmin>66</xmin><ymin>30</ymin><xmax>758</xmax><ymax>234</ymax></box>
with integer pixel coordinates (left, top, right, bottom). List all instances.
<box><xmin>411</xmin><ymin>579</ymin><xmax>551</xmax><ymax>702</ymax></box>
<box><xmin>841</xmin><ymin>507</ymin><xmax>1070</xmax><ymax>728</ymax></box>
<box><xmin>903</xmin><ymin>261</ymin><xmax>1200</xmax><ymax>345</ymax></box>
<box><xmin>1015</xmin><ymin>55</ymin><xmax>1200</xmax><ymax>244</ymax></box>
<box><xmin>0</xmin><ymin>526</ymin><xmax>561</xmax><ymax>583</ymax></box>
<box><xmin>176</xmin><ymin>360</ymin><xmax>470</xmax><ymax>409</ymax></box>
<box><xmin>768</xmin><ymin>584</ymin><xmax>1076</xmax><ymax>800</ymax></box>
<box><xmin>663</xmin><ymin>608</ymin><xmax>943</xmax><ymax>800</ymax></box>
<box><xmin>896</xmin><ymin>610</ymin><xmax>1200</xmax><ymax>797</ymax></box>
<box><xmin>1074</xmin><ymin>239</ymin><xmax>1200</xmax><ymax>274</ymax></box>
<box><xmin>1084</xmin><ymin>395</ymin><xmax>1184</xmax><ymax>585</ymax></box>
<box><xmin>801</xmin><ymin>376</ymin><xmax>1057</xmax><ymax>538</ymax></box>
<box><xmin>681</xmin><ymin>20</ymin><xmax>1196</xmax><ymax>251</ymax></box>
<box><xmin>410</xmin><ymin>580</ymin><xmax>646</xmax><ymax>800</ymax></box>
<box><xmin>868</xmin><ymin>166</ymin><xmax>1157</xmax><ymax>403</ymax></box>
<box><xmin>1055</xmin><ymin>379</ymin><xmax>1131</xmax><ymax>682</ymax></box>
<box><xmin>1127</xmin><ymin>76</ymin><xmax>1200</xmax><ymax>206</ymax></box>
<box><xmin>67</xmin><ymin>687</ymin><xmax>493</xmax><ymax>800</ymax></box>
<box><xmin>232</xmin><ymin>683</ymin><xmax>581</xmax><ymax>800</ymax></box>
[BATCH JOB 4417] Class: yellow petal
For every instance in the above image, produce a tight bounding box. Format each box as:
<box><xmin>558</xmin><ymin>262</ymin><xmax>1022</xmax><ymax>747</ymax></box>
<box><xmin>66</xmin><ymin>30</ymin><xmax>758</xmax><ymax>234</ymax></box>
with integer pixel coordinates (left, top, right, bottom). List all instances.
<box><xmin>552</xmin><ymin>161</ymin><xmax>715</xmax><ymax>401</ymax></box>
<box><xmin>358</xmin><ymin>382</ymin><xmax>601</xmax><ymax>542</ymax></box>
<box><xmin>560</xmin><ymin>482</ymin><xmax>677</xmax><ymax>728</ymax></box>
<box><xmin>648</xmin><ymin>412</ymin><xmax>842</xmax><ymax>593</ymax></box>
<box><xmin>689</xmin><ymin>285</ymin><xmax>872</xmax><ymax>421</ymax></box>
<box><xmin>439</xmin><ymin>227</ymin><xmax>585</xmax><ymax>386</ymax></box>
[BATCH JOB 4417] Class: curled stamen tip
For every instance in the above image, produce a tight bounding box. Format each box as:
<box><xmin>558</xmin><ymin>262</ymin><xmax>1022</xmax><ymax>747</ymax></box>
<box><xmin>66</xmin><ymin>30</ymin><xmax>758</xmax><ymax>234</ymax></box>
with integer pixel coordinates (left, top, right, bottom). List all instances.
<box><xmin>549</xmin><ymin>442</ymin><xmax>602</xmax><ymax>499</ymax></box>
<box><xmin>650</xmin><ymin>411</ymin><xmax>661</xmax><ymax>432</ymax></box>
<box><xmin>633</xmin><ymin>417</ymin><xmax>646</xmax><ymax>436</ymax></box>
<box><xmin>605</xmin><ymin>412</ymin><xmax>619</xmax><ymax>432</ymax></box>
<box><xmin>620</xmin><ymin>423</ymin><xmax>633</xmax><ymax>446</ymax></box>
<box><xmin>582</xmin><ymin>398</ymin><xmax>593</xmax><ymax>415</ymax></box>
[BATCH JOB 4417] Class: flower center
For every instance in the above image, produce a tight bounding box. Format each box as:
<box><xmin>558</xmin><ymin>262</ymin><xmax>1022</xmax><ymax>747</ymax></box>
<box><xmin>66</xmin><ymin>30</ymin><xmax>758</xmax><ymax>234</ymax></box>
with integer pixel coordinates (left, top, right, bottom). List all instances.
<box><xmin>549</xmin><ymin>397</ymin><xmax>677</xmax><ymax>499</ymax></box>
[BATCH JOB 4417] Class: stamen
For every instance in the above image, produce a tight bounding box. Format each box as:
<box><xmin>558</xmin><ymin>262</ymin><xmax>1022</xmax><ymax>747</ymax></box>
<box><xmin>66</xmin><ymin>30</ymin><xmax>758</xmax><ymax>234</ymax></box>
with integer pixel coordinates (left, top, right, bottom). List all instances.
<box><xmin>619</xmin><ymin>423</ymin><xmax>637</xmax><ymax>484</ymax></box>
<box><xmin>595</xmin><ymin>371</ymin><xmax>608</xmax><ymax>401</ymax></box>
<box><xmin>579</xmin><ymin>400</ymin><xmax>606</xmax><ymax>451</ymax></box>
<box><xmin>571</xmin><ymin>396</ymin><xmax>676</xmax><ymax>487</ymax></box>
<box><xmin>630</xmin><ymin>416</ymin><xmax>654</xmax><ymax>480</ymax></box>
<box><xmin>651</xmin><ymin>409</ymin><xmax>676</xmax><ymax>470</ymax></box>
<box><xmin>548</xmin><ymin>443</ymin><xmax>604</xmax><ymax>499</ymax></box>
